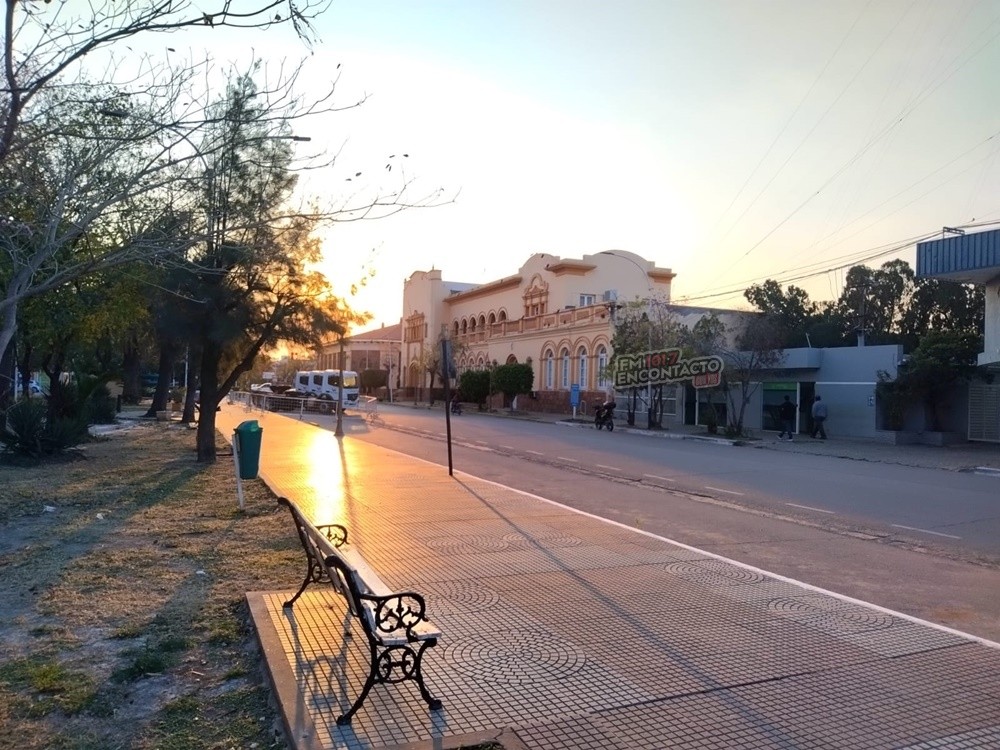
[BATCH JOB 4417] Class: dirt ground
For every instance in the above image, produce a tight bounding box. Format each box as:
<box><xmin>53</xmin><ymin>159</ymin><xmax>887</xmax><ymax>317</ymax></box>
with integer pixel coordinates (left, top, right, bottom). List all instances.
<box><xmin>0</xmin><ymin>421</ymin><xmax>298</xmax><ymax>750</ymax></box>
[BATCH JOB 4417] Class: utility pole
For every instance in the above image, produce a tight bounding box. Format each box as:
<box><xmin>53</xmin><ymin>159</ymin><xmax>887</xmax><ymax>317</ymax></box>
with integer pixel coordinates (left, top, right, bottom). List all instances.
<box><xmin>855</xmin><ymin>283</ymin><xmax>868</xmax><ymax>347</ymax></box>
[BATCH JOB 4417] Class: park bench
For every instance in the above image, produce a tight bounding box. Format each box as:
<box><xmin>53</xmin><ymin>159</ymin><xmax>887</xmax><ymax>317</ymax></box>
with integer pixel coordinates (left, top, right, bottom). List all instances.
<box><xmin>278</xmin><ymin>496</ymin><xmax>443</xmax><ymax>725</ymax></box>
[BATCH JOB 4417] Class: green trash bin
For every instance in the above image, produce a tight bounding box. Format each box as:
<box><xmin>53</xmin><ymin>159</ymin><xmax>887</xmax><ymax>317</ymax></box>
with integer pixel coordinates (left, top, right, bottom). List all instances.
<box><xmin>234</xmin><ymin>420</ymin><xmax>262</xmax><ymax>480</ymax></box>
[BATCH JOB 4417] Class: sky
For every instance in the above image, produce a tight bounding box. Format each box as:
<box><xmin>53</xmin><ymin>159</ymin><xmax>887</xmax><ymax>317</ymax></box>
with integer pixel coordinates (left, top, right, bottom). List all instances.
<box><xmin>87</xmin><ymin>1</ymin><xmax>1000</xmax><ymax>329</ymax></box>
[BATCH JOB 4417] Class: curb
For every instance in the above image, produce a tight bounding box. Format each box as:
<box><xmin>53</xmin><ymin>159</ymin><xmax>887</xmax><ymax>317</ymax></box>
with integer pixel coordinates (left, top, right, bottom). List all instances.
<box><xmin>555</xmin><ymin>419</ymin><xmax>735</xmax><ymax>446</ymax></box>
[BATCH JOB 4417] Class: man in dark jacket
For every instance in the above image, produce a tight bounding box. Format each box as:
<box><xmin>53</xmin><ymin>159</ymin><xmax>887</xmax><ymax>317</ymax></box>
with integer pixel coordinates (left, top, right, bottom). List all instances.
<box><xmin>778</xmin><ymin>395</ymin><xmax>796</xmax><ymax>440</ymax></box>
<box><xmin>810</xmin><ymin>395</ymin><xmax>828</xmax><ymax>439</ymax></box>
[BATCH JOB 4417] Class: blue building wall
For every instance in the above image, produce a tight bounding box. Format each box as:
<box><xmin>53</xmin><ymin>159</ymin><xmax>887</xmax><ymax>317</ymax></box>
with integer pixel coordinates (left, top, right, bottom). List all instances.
<box><xmin>917</xmin><ymin>228</ymin><xmax>1000</xmax><ymax>277</ymax></box>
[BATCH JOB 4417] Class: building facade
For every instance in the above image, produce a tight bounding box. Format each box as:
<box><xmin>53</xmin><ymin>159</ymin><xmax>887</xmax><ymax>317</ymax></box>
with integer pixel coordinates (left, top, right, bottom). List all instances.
<box><xmin>400</xmin><ymin>250</ymin><xmax>676</xmax><ymax>410</ymax></box>
<box><xmin>315</xmin><ymin>249</ymin><xmax>921</xmax><ymax>441</ymax></box>
<box><xmin>917</xmin><ymin>227</ymin><xmax>1000</xmax><ymax>442</ymax></box>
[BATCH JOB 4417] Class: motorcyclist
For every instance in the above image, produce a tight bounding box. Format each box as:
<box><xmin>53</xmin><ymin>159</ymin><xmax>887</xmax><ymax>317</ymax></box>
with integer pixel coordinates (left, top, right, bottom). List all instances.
<box><xmin>450</xmin><ymin>392</ymin><xmax>463</xmax><ymax>415</ymax></box>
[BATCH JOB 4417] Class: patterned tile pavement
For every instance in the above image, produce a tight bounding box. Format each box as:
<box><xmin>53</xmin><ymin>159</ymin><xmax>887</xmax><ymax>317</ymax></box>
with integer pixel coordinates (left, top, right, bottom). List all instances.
<box><xmin>220</xmin><ymin>407</ymin><xmax>1000</xmax><ymax>750</ymax></box>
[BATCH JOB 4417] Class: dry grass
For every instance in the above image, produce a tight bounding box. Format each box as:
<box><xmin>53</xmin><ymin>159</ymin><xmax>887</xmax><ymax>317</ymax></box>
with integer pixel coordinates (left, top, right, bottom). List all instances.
<box><xmin>0</xmin><ymin>421</ymin><xmax>298</xmax><ymax>750</ymax></box>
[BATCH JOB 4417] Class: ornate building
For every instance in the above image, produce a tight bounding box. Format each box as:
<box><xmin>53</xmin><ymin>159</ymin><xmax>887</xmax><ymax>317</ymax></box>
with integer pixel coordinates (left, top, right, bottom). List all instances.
<box><xmin>400</xmin><ymin>250</ymin><xmax>675</xmax><ymax>411</ymax></box>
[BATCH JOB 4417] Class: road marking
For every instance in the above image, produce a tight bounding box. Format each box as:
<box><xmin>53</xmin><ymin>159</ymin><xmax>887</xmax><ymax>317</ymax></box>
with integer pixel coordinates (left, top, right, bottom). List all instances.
<box><xmin>557</xmin><ymin>457</ymin><xmax>578</xmax><ymax>462</ymax></box>
<box><xmin>500</xmin><ymin>445</ymin><xmax>516</xmax><ymax>451</ymax></box>
<box><xmin>596</xmin><ymin>463</ymin><xmax>621</xmax><ymax>471</ymax></box>
<box><xmin>891</xmin><ymin>524</ymin><xmax>961</xmax><ymax>540</ymax></box>
<box><xmin>786</xmin><ymin>503</ymin><xmax>834</xmax><ymax>514</ymax></box>
<box><xmin>705</xmin><ymin>486</ymin><xmax>744</xmax><ymax>496</ymax></box>
<box><xmin>526</xmin><ymin>450</ymin><xmax>543</xmax><ymax>456</ymax></box>
<box><xmin>644</xmin><ymin>474</ymin><xmax>675</xmax><ymax>482</ymax></box>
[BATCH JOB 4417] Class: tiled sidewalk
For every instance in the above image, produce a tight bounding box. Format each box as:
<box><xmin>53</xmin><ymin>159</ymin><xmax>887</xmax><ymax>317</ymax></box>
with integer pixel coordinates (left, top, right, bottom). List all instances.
<box><xmin>220</xmin><ymin>407</ymin><xmax>1000</xmax><ymax>750</ymax></box>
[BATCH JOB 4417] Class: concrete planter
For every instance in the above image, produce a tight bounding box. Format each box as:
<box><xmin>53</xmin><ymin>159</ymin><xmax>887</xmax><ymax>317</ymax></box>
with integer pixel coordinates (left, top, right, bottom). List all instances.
<box><xmin>156</xmin><ymin>410</ymin><xmax>171</xmax><ymax>422</ymax></box>
<box><xmin>875</xmin><ymin>430</ymin><xmax>964</xmax><ymax>446</ymax></box>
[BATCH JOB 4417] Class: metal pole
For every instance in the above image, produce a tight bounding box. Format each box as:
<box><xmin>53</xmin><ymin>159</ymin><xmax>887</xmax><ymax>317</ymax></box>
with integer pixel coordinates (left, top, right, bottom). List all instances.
<box><xmin>335</xmin><ymin>335</ymin><xmax>345</xmax><ymax>437</ymax></box>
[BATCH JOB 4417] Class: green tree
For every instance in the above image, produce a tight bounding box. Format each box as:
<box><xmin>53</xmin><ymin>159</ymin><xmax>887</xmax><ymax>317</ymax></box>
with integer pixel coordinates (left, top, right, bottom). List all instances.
<box><xmin>879</xmin><ymin>330</ymin><xmax>982</xmax><ymax>432</ymax></box>
<box><xmin>743</xmin><ymin>280</ymin><xmax>817</xmax><ymax>347</ymax></box>
<box><xmin>492</xmin><ymin>363</ymin><xmax>533</xmax><ymax>408</ymax></box>
<box><xmin>176</xmin><ymin>73</ymin><xmax>347</xmax><ymax>461</ymax></box>
<box><xmin>459</xmin><ymin>369</ymin><xmax>491</xmax><ymax>408</ymax></box>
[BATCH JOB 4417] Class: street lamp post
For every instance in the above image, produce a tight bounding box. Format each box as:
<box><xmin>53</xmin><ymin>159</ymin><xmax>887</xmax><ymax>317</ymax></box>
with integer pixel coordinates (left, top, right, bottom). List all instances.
<box><xmin>334</xmin><ymin>334</ymin><xmax>345</xmax><ymax>437</ymax></box>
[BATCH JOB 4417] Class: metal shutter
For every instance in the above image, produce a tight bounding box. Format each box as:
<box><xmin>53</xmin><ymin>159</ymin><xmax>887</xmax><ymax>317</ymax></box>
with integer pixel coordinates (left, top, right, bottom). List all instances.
<box><xmin>968</xmin><ymin>383</ymin><xmax>1000</xmax><ymax>442</ymax></box>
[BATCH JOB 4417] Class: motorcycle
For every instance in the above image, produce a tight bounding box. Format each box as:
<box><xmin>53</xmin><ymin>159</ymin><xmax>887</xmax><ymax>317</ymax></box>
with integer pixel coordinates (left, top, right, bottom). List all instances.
<box><xmin>593</xmin><ymin>400</ymin><xmax>616</xmax><ymax>431</ymax></box>
<box><xmin>450</xmin><ymin>398</ymin><xmax>463</xmax><ymax>416</ymax></box>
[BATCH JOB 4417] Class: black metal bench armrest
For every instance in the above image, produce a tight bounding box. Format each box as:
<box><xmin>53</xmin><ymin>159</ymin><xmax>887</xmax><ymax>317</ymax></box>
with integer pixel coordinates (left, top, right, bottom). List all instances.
<box><xmin>359</xmin><ymin>591</ymin><xmax>433</xmax><ymax>640</ymax></box>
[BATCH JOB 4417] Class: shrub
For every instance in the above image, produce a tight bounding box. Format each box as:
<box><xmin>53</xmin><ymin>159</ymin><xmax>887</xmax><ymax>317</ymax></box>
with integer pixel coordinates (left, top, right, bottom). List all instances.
<box><xmin>87</xmin><ymin>383</ymin><xmax>118</xmax><ymax>425</ymax></box>
<box><xmin>1</xmin><ymin>399</ymin><xmax>89</xmax><ymax>457</ymax></box>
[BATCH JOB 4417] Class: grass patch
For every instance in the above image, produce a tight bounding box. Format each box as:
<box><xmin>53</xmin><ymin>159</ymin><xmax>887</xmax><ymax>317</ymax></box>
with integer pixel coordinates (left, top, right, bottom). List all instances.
<box><xmin>0</xmin><ymin>422</ymin><xmax>290</xmax><ymax>750</ymax></box>
<box><xmin>0</xmin><ymin>658</ymin><xmax>97</xmax><ymax>716</ymax></box>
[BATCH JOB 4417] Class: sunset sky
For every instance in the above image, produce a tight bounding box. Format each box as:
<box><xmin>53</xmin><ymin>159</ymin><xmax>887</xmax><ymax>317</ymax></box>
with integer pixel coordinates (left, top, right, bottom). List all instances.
<box><xmin>106</xmin><ymin>1</ymin><xmax>1000</xmax><ymax>329</ymax></box>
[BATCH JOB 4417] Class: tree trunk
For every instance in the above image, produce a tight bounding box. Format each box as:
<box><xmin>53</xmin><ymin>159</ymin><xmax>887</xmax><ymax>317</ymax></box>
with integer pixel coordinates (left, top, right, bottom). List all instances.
<box><xmin>144</xmin><ymin>338</ymin><xmax>179</xmax><ymax>417</ymax></box>
<box><xmin>182</xmin><ymin>347</ymin><xmax>200</xmax><ymax>423</ymax></box>
<box><xmin>121</xmin><ymin>339</ymin><xmax>142</xmax><ymax>404</ymax></box>
<box><xmin>196</xmin><ymin>342</ymin><xmax>222</xmax><ymax>463</ymax></box>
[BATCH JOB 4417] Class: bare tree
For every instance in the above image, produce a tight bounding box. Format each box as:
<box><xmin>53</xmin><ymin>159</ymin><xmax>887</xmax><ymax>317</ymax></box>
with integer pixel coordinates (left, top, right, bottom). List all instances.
<box><xmin>1</xmin><ymin>0</ymin><xmax>332</xmax><ymax>163</ymax></box>
<box><xmin>719</xmin><ymin>316</ymin><xmax>785</xmax><ymax>437</ymax></box>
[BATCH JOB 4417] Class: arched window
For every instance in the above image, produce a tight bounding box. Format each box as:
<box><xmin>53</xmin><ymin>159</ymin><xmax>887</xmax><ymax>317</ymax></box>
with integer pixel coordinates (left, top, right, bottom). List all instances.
<box><xmin>488</xmin><ymin>312</ymin><xmax>496</xmax><ymax>326</ymax></box>
<box><xmin>545</xmin><ymin>349</ymin><xmax>554</xmax><ymax>389</ymax></box>
<box><xmin>560</xmin><ymin>348</ymin><xmax>570</xmax><ymax>389</ymax></box>
<box><xmin>577</xmin><ymin>345</ymin><xmax>588</xmax><ymax>389</ymax></box>
<box><xmin>453</xmin><ymin>321</ymin><xmax>459</xmax><ymax>337</ymax></box>
<box><xmin>597</xmin><ymin>346</ymin><xmax>609</xmax><ymax>390</ymax></box>
<box><xmin>461</xmin><ymin>319</ymin><xmax>468</xmax><ymax>334</ymax></box>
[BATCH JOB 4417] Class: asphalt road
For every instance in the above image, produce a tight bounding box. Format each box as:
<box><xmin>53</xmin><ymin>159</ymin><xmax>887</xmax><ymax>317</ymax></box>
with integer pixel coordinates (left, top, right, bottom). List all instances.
<box><xmin>329</xmin><ymin>404</ymin><xmax>1000</xmax><ymax>642</ymax></box>
<box><xmin>359</xmin><ymin>405</ymin><xmax>1000</xmax><ymax>560</ymax></box>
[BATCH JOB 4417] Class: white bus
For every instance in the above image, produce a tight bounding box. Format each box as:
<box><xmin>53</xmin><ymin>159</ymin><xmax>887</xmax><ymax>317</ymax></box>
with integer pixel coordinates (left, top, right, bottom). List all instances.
<box><xmin>293</xmin><ymin>369</ymin><xmax>360</xmax><ymax>414</ymax></box>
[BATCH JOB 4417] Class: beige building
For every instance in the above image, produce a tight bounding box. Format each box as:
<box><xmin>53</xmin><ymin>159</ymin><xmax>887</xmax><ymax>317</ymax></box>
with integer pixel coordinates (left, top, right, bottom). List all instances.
<box><xmin>399</xmin><ymin>250</ymin><xmax>676</xmax><ymax>411</ymax></box>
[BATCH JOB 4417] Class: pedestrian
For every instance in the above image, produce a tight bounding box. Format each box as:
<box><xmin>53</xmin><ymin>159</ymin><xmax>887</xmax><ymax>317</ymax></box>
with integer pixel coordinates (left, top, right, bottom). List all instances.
<box><xmin>810</xmin><ymin>395</ymin><xmax>828</xmax><ymax>439</ymax></box>
<box><xmin>778</xmin><ymin>395</ymin><xmax>796</xmax><ymax>440</ymax></box>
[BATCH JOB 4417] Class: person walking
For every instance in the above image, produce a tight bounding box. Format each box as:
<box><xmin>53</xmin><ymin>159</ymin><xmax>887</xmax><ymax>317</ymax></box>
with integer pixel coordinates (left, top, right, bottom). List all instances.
<box><xmin>810</xmin><ymin>395</ymin><xmax>828</xmax><ymax>439</ymax></box>
<box><xmin>778</xmin><ymin>395</ymin><xmax>796</xmax><ymax>440</ymax></box>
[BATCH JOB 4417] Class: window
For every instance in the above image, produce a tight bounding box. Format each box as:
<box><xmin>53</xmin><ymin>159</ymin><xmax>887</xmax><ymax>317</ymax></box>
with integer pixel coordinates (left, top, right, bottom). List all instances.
<box><xmin>597</xmin><ymin>346</ymin><xmax>609</xmax><ymax>390</ymax></box>
<box><xmin>580</xmin><ymin>294</ymin><xmax>596</xmax><ymax>307</ymax></box>
<box><xmin>545</xmin><ymin>349</ymin><xmax>554</xmax><ymax>389</ymax></box>
<box><xmin>663</xmin><ymin>384</ymin><xmax>678</xmax><ymax>416</ymax></box>
<box><xmin>560</xmin><ymin>348</ymin><xmax>570</xmax><ymax>389</ymax></box>
<box><xmin>577</xmin><ymin>345</ymin><xmax>588</xmax><ymax>388</ymax></box>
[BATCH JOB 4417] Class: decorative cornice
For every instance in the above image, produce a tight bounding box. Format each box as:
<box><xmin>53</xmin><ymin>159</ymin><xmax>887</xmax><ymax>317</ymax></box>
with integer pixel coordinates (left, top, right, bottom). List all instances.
<box><xmin>545</xmin><ymin>260</ymin><xmax>596</xmax><ymax>276</ymax></box>
<box><xmin>649</xmin><ymin>268</ymin><xmax>677</xmax><ymax>283</ymax></box>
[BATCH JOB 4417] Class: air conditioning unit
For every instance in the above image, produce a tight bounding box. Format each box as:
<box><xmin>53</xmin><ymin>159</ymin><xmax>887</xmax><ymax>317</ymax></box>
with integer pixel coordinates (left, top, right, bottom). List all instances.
<box><xmin>602</xmin><ymin>289</ymin><xmax>618</xmax><ymax>302</ymax></box>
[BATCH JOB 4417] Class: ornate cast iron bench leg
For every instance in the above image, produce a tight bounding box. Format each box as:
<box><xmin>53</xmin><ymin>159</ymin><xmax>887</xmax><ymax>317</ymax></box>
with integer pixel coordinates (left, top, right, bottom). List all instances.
<box><xmin>336</xmin><ymin>639</ymin><xmax>442</xmax><ymax>725</ymax></box>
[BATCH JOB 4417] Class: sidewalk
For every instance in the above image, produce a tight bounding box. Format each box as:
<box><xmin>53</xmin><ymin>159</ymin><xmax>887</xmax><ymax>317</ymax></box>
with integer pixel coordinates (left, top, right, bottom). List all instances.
<box><xmin>395</xmin><ymin>401</ymin><xmax>1000</xmax><ymax>473</ymax></box>
<box><xmin>221</xmin><ymin>406</ymin><xmax>1000</xmax><ymax>750</ymax></box>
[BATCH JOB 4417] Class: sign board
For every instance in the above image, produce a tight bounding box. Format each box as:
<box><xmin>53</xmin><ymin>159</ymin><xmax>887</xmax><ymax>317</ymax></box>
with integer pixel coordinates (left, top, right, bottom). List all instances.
<box><xmin>262</xmin><ymin>372</ymin><xmax>275</xmax><ymax>381</ymax></box>
<box><xmin>613</xmin><ymin>349</ymin><xmax>724</xmax><ymax>390</ymax></box>
<box><xmin>570</xmin><ymin>384</ymin><xmax>580</xmax><ymax>407</ymax></box>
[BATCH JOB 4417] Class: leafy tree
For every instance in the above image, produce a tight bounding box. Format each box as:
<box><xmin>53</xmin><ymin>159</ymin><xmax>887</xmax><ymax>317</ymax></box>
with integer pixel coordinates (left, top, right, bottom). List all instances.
<box><xmin>492</xmin><ymin>363</ymin><xmax>533</xmax><ymax>408</ymax></box>
<box><xmin>173</xmin><ymin>73</ymin><xmax>348</xmax><ymax>461</ymax></box>
<box><xmin>898</xmin><ymin>278</ymin><xmax>983</xmax><ymax>348</ymax></box>
<box><xmin>878</xmin><ymin>330</ymin><xmax>982</xmax><ymax>432</ymax></box>
<box><xmin>360</xmin><ymin>369</ymin><xmax>387</xmax><ymax>393</ymax></box>
<box><xmin>743</xmin><ymin>280</ymin><xmax>816</xmax><ymax>347</ymax></box>
<box><xmin>459</xmin><ymin>369</ymin><xmax>490</xmax><ymax>408</ymax></box>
